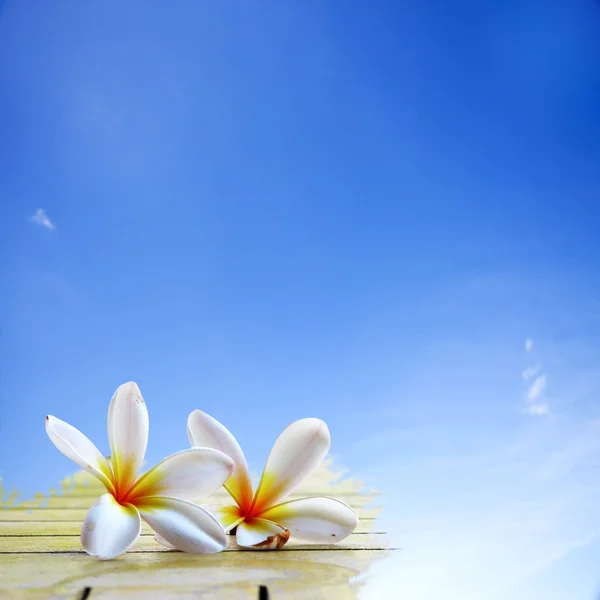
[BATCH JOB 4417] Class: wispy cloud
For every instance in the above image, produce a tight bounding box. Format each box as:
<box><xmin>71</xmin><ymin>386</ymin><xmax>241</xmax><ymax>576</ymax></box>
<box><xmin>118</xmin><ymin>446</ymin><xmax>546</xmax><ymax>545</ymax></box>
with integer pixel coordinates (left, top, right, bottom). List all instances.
<box><xmin>522</xmin><ymin>339</ymin><xmax>548</xmax><ymax>417</ymax></box>
<box><xmin>360</xmin><ymin>417</ymin><xmax>600</xmax><ymax>600</ymax></box>
<box><xmin>527</xmin><ymin>374</ymin><xmax>547</xmax><ymax>402</ymax></box>
<box><xmin>522</xmin><ymin>364</ymin><xmax>541</xmax><ymax>381</ymax></box>
<box><xmin>29</xmin><ymin>208</ymin><xmax>55</xmax><ymax>230</ymax></box>
<box><xmin>525</xmin><ymin>403</ymin><xmax>550</xmax><ymax>416</ymax></box>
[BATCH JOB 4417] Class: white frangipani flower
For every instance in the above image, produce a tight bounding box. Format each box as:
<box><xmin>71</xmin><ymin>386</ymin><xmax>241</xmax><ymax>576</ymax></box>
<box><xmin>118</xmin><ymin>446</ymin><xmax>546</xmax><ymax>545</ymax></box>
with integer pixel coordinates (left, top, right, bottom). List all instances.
<box><xmin>45</xmin><ymin>382</ymin><xmax>235</xmax><ymax>560</ymax></box>
<box><xmin>176</xmin><ymin>411</ymin><xmax>358</xmax><ymax>550</ymax></box>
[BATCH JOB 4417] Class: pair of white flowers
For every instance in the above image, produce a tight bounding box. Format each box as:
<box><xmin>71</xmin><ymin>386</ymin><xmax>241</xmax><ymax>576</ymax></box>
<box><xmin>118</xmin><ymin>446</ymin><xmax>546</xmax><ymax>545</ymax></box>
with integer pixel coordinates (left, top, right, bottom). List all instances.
<box><xmin>46</xmin><ymin>382</ymin><xmax>358</xmax><ymax>560</ymax></box>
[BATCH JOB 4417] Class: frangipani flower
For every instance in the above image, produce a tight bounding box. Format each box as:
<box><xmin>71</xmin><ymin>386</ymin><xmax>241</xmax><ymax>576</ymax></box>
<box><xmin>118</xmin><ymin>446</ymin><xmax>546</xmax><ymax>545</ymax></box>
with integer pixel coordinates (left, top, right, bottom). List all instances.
<box><xmin>45</xmin><ymin>382</ymin><xmax>235</xmax><ymax>560</ymax></box>
<box><xmin>179</xmin><ymin>411</ymin><xmax>358</xmax><ymax>550</ymax></box>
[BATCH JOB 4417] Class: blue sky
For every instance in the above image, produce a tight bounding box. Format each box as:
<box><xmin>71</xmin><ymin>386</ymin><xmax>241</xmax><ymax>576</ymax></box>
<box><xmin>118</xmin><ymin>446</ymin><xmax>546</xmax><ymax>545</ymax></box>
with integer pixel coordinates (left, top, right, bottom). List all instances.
<box><xmin>1</xmin><ymin>1</ymin><xmax>600</xmax><ymax>598</ymax></box>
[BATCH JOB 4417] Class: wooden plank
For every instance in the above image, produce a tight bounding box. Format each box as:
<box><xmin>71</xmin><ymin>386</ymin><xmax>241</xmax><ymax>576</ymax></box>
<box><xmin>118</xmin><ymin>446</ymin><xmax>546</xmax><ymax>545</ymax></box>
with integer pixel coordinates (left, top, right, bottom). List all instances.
<box><xmin>0</xmin><ymin>533</ymin><xmax>389</xmax><ymax>553</ymax></box>
<box><xmin>0</xmin><ymin>505</ymin><xmax>381</xmax><ymax>522</ymax></box>
<box><xmin>0</xmin><ymin>550</ymin><xmax>394</xmax><ymax>599</ymax></box>
<box><xmin>0</xmin><ymin>519</ymin><xmax>379</xmax><ymax>536</ymax></box>
<box><xmin>0</xmin><ymin>459</ymin><xmax>389</xmax><ymax>598</ymax></box>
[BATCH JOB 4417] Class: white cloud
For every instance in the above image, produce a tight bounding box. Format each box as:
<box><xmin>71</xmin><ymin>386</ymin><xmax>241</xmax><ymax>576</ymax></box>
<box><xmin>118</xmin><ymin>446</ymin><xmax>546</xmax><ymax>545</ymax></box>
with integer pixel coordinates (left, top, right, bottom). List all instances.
<box><xmin>30</xmin><ymin>208</ymin><xmax>55</xmax><ymax>230</ymax></box>
<box><xmin>355</xmin><ymin>334</ymin><xmax>600</xmax><ymax>600</ymax></box>
<box><xmin>522</xmin><ymin>364</ymin><xmax>541</xmax><ymax>381</ymax></box>
<box><xmin>527</xmin><ymin>375</ymin><xmax>547</xmax><ymax>402</ymax></box>
<box><xmin>359</xmin><ymin>417</ymin><xmax>600</xmax><ymax>600</ymax></box>
<box><xmin>522</xmin><ymin>343</ymin><xmax>548</xmax><ymax>415</ymax></box>
<box><xmin>526</xmin><ymin>403</ymin><xmax>550</xmax><ymax>416</ymax></box>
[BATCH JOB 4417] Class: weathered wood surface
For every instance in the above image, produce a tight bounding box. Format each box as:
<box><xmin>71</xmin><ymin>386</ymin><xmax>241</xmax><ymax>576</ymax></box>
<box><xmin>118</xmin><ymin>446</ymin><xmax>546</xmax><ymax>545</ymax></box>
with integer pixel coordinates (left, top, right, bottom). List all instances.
<box><xmin>0</xmin><ymin>459</ymin><xmax>391</xmax><ymax>598</ymax></box>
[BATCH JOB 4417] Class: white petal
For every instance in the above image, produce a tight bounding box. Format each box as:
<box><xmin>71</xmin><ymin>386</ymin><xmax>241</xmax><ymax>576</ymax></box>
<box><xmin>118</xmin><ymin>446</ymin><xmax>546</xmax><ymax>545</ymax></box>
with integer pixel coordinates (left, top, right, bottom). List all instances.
<box><xmin>107</xmin><ymin>382</ymin><xmax>148</xmax><ymax>492</ymax></box>
<box><xmin>81</xmin><ymin>493</ymin><xmax>141</xmax><ymax>560</ymax></box>
<box><xmin>203</xmin><ymin>504</ymin><xmax>244</xmax><ymax>533</ymax></box>
<box><xmin>128</xmin><ymin>448</ymin><xmax>234</xmax><ymax>501</ymax></box>
<box><xmin>259</xmin><ymin>496</ymin><xmax>358</xmax><ymax>543</ymax></box>
<box><xmin>187</xmin><ymin>410</ymin><xmax>254</xmax><ymax>509</ymax></box>
<box><xmin>236</xmin><ymin>518</ymin><xmax>290</xmax><ymax>550</ymax></box>
<box><xmin>136</xmin><ymin>496</ymin><xmax>227</xmax><ymax>554</ymax></box>
<box><xmin>45</xmin><ymin>416</ymin><xmax>114</xmax><ymax>494</ymax></box>
<box><xmin>154</xmin><ymin>532</ymin><xmax>177</xmax><ymax>549</ymax></box>
<box><xmin>251</xmin><ymin>418</ymin><xmax>330</xmax><ymax>513</ymax></box>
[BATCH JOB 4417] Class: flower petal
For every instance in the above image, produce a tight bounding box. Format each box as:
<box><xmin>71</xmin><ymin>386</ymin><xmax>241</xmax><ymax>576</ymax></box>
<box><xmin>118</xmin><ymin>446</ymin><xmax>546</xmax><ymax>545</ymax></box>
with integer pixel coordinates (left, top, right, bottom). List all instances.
<box><xmin>107</xmin><ymin>382</ymin><xmax>148</xmax><ymax>493</ymax></box>
<box><xmin>187</xmin><ymin>410</ymin><xmax>254</xmax><ymax>509</ymax></box>
<box><xmin>156</xmin><ymin>504</ymin><xmax>244</xmax><ymax>545</ymax></box>
<box><xmin>236</xmin><ymin>518</ymin><xmax>290</xmax><ymax>550</ymax></box>
<box><xmin>251</xmin><ymin>418</ymin><xmax>330</xmax><ymax>513</ymax></box>
<box><xmin>258</xmin><ymin>496</ymin><xmax>358</xmax><ymax>543</ymax></box>
<box><xmin>203</xmin><ymin>504</ymin><xmax>244</xmax><ymax>533</ymax></box>
<box><xmin>136</xmin><ymin>496</ymin><xmax>227</xmax><ymax>554</ymax></box>
<box><xmin>154</xmin><ymin>532</ymin><xmax>177</xmax><ymax>549</ymax></box>
<box><xmin>81</xmin><ymin>493</ymin><xmax>141</xmax><ymax>560</ymax></box>
<box><xmin>45</xmin><ymin>416</ymin><xmax>114</xmax><ymax>494</ymax></box>
<box><xmin>128</xmin><ymin>448</ymin><xmax>234</xmax><ymax>502</ymax></box>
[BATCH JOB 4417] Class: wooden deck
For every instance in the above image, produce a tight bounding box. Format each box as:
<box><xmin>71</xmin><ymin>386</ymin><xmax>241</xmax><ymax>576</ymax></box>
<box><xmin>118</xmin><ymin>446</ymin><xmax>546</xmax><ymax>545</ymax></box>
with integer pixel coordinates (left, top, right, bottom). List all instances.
<box><xmin>0</xmin><ymin>460</ymin><xmax>391</xmax><ymax>598</ymax></box>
